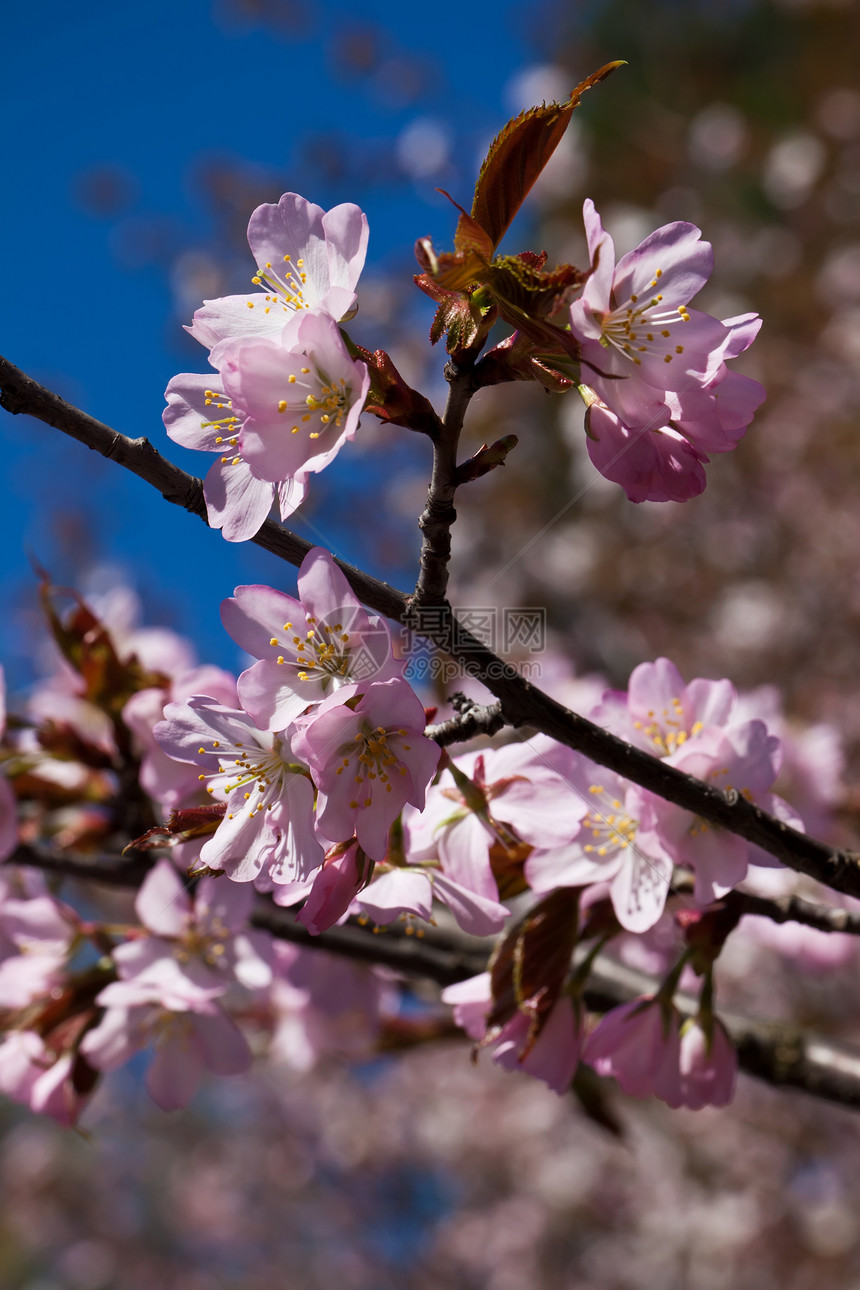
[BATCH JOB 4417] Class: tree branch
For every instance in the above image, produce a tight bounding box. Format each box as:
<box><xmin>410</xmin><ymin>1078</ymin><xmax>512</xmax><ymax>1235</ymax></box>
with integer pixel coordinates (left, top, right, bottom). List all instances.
<box><xmin>410</xmin><ymin>360</ymin><xmax>479</xmax><ymax>609</ymax></box>
<box><xmin>14</xmin><ymin>840</ymin><xmax>860</xmax><ymax>1111</ymax></box>
<box><xmin>731</xmin><ymin>888</ymin><xmax>860</xmax><ymax>936</ymax></box>
<box><xmin>3</xmin><ymin>353</ymin><xmax>860</xmax><ymax>899</ymax></box>
<box><xmin>424</xmin><ymin>695</ymin><xmax>507</xmax><ymax>746</ymax></box>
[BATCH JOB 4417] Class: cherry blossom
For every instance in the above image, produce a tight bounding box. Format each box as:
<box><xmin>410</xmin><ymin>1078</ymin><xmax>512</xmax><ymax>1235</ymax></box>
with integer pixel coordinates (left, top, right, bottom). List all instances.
<box><xmin>292</xmin><ymin>679</ymin><xmax>441</xmax><ymax>861</ymax></box>
<box><xmin>221</xmin><ymin>546</ymin><xmax>403</xmax><ymax>731</ymax></box>
<box><xmin>442</xmin><ymin>972</ymin><xmax>583</xmax><ymax>1094</ymax></box>
<box><xmin>570</xmin><ymin>201</ymin><xmax>764</xmax><ymax>501</ymax></box>
<box><xmin>404</xmin><ymin>742</ymin><xmax>588</xmax><ymax>904</ymax></box>
<box><xmin>81</xmin><ymin>999</ymin><xmax>252</xmax><ymax>1112</ymax></box>
<box><xmin>356</xmin><ymin>864</ymin><xmax>510</xmax><ymax>937</ymax></box>
<box><xmin>674</xmin><ymin>1017</ymin><xmax>737</xmax><ymax>1109</ymax></box>
<box><xmin>651</xmin><ymin>719</ymin><xmax>802</xmax><ymax>903</ymax></box>
<box><xmin>154</xmin><ymin>697</ymin><xmax>323</xmax><ymax>885</ymax></box>
<box><xmin>583</xmin><ymin>996</ymin><xmax>683</xmax><ymax>1100</ymax></box>
<box><xmin>0</xmin><ymin>873</ymin><xmax>77</xmax><ymax>1008</ymax></box>
<box><xmin>591</xmin><ymin>657</ymin><xmax>737</xmax><ymax>757</ymax></box>
<box><xmin>187</xmin><ymin>192</ymin><xmax>369</xmax><ymax>350</ymax></box>
<box><xmin>0</xmin><ymin>1031</ymin><xmax>88</xmax><ymax>1126</ymax></box>
<box><xmin>164</xmin><ymin>312</ymin><xmax>369</xmax><ymax>541</ymax></box>
<box><xmin>522</xmin><ymin>740</ymin><xmax>675</xmax><ymax>933</ymax></box>
<box><xmin>570</xmin><ymin>199</ymin><xmax>729</xmax><ymax>401</ymax></box>
<box><xmin>105</xmin><ymin>860</ymin><xmax>272</xmax><ymax>1009</ymax></box>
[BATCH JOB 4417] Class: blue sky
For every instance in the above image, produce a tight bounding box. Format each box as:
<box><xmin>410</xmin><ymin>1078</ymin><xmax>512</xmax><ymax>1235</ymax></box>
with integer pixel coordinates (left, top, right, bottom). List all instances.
<box><xmin>0</xmin><ymin>0</ymin><xmax>556</xmax><ymax>690</ymax></box>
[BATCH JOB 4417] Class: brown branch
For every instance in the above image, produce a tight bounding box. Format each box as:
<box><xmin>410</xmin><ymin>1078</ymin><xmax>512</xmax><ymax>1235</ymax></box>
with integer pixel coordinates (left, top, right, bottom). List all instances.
<box><xmin>731</xmin><ymin>888</ymin><xmax>860</xmax><ymax>936</ymax></box>
<box><xmin>3</xmin><ymin>353</ymin><xmax>860</xmax><ymax>899</ymax></box>
<box><xmin>425</xmin><ymin>696</ymin><xmax>507</xmax><ymax>746</ymax></box>
<box><xmin>11</xmin><ymin>842</ymin><xmax>860</xmax><ymax>1109</ymax></box>
<box><xmin>410</xmin><ymin>359</ymin><xmax>479</xmax><ymax>608</ymax></box>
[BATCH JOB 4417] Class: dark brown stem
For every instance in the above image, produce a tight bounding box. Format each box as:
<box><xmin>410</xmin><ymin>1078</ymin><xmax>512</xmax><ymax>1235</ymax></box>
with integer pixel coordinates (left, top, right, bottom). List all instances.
<box><xmin>410</xmin><ymin>360</ymin><xmax>479</xmax><ymax>608</ymax></box>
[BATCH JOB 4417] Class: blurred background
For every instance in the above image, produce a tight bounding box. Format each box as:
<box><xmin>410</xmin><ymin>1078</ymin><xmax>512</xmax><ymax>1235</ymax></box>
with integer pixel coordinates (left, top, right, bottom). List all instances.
<box><xmin>3</xmin><ymin>0</ymin><xmax>860</xmax><ymax>1286</ymax></box>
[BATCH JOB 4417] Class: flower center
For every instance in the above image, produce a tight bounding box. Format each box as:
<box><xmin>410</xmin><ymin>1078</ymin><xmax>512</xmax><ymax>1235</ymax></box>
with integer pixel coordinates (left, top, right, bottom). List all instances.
<box><xmin>250</xmin><ymin>254</ymin><xmax>309</xmax><ymax>314</ymax></box>
<box><xmin>600</xmin><ymin>270</ymin><xmax>692</xmax><ymax>368</ymax></box>
<box><xmin>582</xmin><ymin>784</ymin><xmax>638</xmax><ymax>856</ymax></box>
<box><xmin>176</xmin><ymin>914</ymin><xmax>229</xmax><ymax>968</ymax></box>
<box><xmin>633</xmin><ymin>701</ymin><xmax>704</xmax><ymax>756</ymax></box>
<box><xmin>336</xmin><ymin>725</ymin><xmax>410</xmax><ymax>809</ymax></box>
<box><xmin>275</xmin><ymin>369</ymin><xmax>351</xmax><ymax>442</ymax></box>
<box><xmin>267</xmin><ymin>613</ymin><xmax>358</xmax><ymax>685</ymax></box>
<box><xmin>197</xmin><ymin>735</ymin><xmax>297</xmax><ymax>820</ymax></box>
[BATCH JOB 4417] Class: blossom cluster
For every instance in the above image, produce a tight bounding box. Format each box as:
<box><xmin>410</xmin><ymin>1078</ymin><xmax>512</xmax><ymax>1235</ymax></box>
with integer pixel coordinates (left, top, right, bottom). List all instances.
<box><xmin>0</xmin><ymin>133</ymin><xmax>818</xmax><ymax>1133</ymax></box>
<box><xmin>165</xmin><ymin>194</ymin><xmax>370</xmax><ymax>540</ymax></box>
<box><xmin>569</xmin><ymin>200</ymin><xmax>765</xmax><ymax>503</ymax></box>
<box><xmin>0</xmin><ymin>568</ymin><xmax>839</xmax><ymax>1127</ymax></box>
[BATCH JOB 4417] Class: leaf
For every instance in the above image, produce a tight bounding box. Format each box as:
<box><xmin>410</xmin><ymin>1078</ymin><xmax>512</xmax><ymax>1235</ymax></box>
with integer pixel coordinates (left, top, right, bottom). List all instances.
<box><xmin>470</xmin><ymin>61</ymin><xmax>625</xmax><ymax>253</ymax></box>
<box><xmin>487</xmin><ymin>888</ymin><xmax>580</xmax><ymax>1037</ymax></box>
<box><xmin>355</xmin><ymin>346</ymin><xmax>441</xmax><ymax>435</ymax></box>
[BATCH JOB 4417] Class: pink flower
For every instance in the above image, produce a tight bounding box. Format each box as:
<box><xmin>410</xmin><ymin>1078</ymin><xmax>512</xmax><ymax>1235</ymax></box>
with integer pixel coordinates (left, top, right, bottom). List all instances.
<box><xmin>570</xmin><ymin>200</ymin><xmax>728</xmax><ymax>402</ymax></box>
<box><xmin>442</xmin><ymin>973</ymin><xmax>583</xmax><ymax>1094</ymax></box>
<box><xmin>585</xmin><ymin>997</ymin><xmax>736</xmax><ymax>1108</ymax></box>
<box><xmin>356</xmin><ymin>865</ymin><xmax>510</xmax><ymax>937</ymax></box>
<box><xmin>187</xmin><ymin>192</ymin><xmax>368</xmax><ymax>350</ymax></box>
<box><xmin>222</xmin><ymin>546</ymin><xmax>403</xmax><ymax>731</ymax></box>
<box><xmin>293</xmin><ymin>679</ymin><xmax>441</xmax><ymax>861</ymax></box>
<box><xmin>584</xmin><ymin>997</ymin><xmax>683</xmax><ymax>1099</ymax></box>
<box><xmin>164</xmin><ymin>312</ymin><xmax>369</xmax><ymax>541</ymax></box>
<box><xmin>0</xmin><ymin>1032</ymin><xmax>89</xmax><ymax>1126</ymax></box>
<box><xmin>592</xmin><ymin>657</ymin><xmax>737</xmax><ymax>757</ymax></box>
<box><xmin>523</xmin><ymin>746</ymin><xmax>675</xmax><ymax>934</ymax></box>
<box><xmin>105</xmin><ymin>860</ymin><xmax>273</xmax><ymax>1009</ymax></box>
<box><xmin>674</xmin><ymin>1017</ymin><xmax>737</xmax><ymax>1109</ymax></box>
<box><xmin>405</xmin><ymin>742</ymin><xmax>588</xmax><ymax>903</ymax></box>
<box><xmin>81</xmin><ymin>999</ymin><xmax>251</xmax><ymax>1111</ymax></box>
<box><xmin>154</xmin><ymin>697</ymin><xmax>323</xmax><ymax>885</ymax></box>
<box><xmin>570</xmin><ymin>201</ymin><xmax>764</xmax><ymax>502</ymax></box>
<box><xmin>652</xmin><ymin>719</ymin><xmax>801</xmax><ymax>903</ymax></box>
<box><xmin>296</xmin><ymin>841</ymin><xmax>369</xmax><ymax>935</ymax></box>
<box><xmin>0</xmin><ymin>874</ymin><xmax>77</xmax><ymax>1008</ymax></box>
<box><xmin>582</xmin><ymin>396</ymin><xmax>708</xmax><ymax>503</ymax></box>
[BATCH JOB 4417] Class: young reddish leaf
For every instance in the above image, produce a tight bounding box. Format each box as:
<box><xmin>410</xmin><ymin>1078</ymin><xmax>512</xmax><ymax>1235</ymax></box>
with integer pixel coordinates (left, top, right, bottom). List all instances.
<box><xmin>487</xmin><ymin>887</ymin><xmax>580</xmax><ymax>1042</ymax></box>
<box><xmin>471</xmin><ymin>61</ymin><xmax>624</xmax><ymax>253</ymax></box>
<box><xmin>355</xmin><ymin>346</ymin><xmax>442</xmax><ymax>436</ymax></box>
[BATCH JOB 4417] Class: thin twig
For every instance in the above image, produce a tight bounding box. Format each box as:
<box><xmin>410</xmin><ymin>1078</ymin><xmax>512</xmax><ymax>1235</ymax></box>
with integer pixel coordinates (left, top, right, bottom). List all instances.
<box><xmin>425</xmin><ymin>699</ymin><xmax>507</xmax><ymax>746</ymax></box>
<box><xmin>732</xmin><ymin>888</ymin><xmax>860</xmax><ymax>936</ymax></box>
<box><xmin>410</xmin><ymin>359</ymin><xmax>479</xmax><ymax>608</ymax></box>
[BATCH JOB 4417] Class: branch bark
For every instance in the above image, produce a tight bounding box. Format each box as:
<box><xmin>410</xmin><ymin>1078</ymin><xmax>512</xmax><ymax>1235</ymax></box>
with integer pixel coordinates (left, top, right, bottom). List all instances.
<box><xmin>410</xmin><ymin>359</ymin><xmax>478</xmax><ymax>608</ymax></box>
<box><xmin>2</xmin><ymin>352</ymin><xmax>859</xmax><ymax>900</ymax></box>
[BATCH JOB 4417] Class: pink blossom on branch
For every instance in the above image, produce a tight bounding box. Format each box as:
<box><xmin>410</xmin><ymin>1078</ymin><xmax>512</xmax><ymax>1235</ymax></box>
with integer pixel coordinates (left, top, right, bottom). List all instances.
<box><xmin>81</xmin><ymin>999</ymin><xmax>252</xmax><ymax>1112</ymax></box>
<box><xmin>187</xmin><ymin>192</ymin><xmax>369</xmax><ymax>350</ymax></box>
<box><xmin>591</xmin><ymin>656</ymin><xmax>737</xmax><ymax>758</ymax></box>
<box><xmin>292</xmin><ymin>679</ymin><xmax>441</xmax><ymax>861</ymax></box>
<box><xmin>221</xmin><ymin>546</ymin><xmax>403</xmax><ymax>731</ymax></box>
<box><xmin>442</xmin><ymin>972</ymin><xmax>583</xmax><ymax>1095</ymax></box>
<box><xmin>569</xmin><ymin>200</ymin><xmax>765</xmax><ymax>501</ymax></box>
<box><xmin>154</xmin><ymin>697</ymin><xmax>323</xmax><ymax>886</ymax></box>
<box><xmin>105</xmin><ymin>860</ymin><xmax>273</xmax><ymax>1010</ymax></box>
<box><xmin>584</xmin><ymin>997</ymin><xmax>737</xmax><ymax>1110</ymax></box>
<box><xmin>164</xmin><ymin>312</ymin><xmax>369</xmax><ymax>541</ymax></box>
